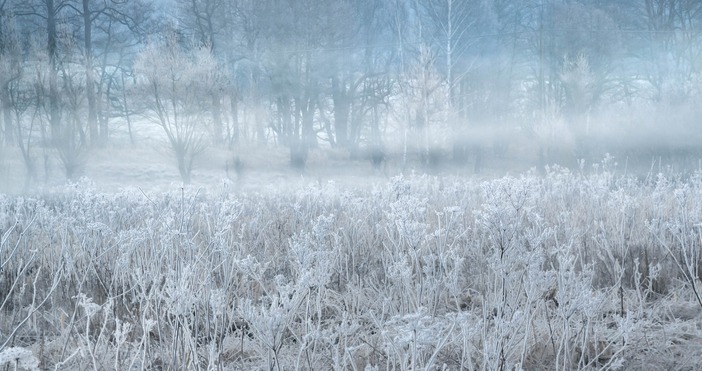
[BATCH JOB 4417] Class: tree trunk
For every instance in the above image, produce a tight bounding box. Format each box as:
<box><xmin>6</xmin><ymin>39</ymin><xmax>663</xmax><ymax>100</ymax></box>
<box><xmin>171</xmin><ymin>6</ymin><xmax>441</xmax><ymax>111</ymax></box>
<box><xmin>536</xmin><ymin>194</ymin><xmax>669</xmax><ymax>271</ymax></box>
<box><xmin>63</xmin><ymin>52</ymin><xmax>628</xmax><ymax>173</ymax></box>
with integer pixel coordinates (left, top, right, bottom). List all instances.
<box><xmin>83</xmin><ymin>0</ymin><xmax>98</xmax><ymax>145</ymax></box>
<box><xmin>100</xmin><ymin>69</ymin><xmax>112</xmax><ymax>144</ymax></box>
<box><xmin>121</xmin><ymin>71</ymin><xmax>134</xmax><ymax>145</ymax></box>
<box><xmin>277</xmin><ymin>96</ymin><xmax>291</xmax><ymax>146</ymax></box>
<box><xmin>47</xmin><ymin>0</ymin><xmax>61</xmax><ymax>145</ymax></box>
<box><xmin>331</xmin><ymin>77</ymin><xmax>349</xmax><ymax>148</ymax></box>
<box><xmin>2</xmin><ymin>90</ymin><xmax>13</xmax><ymax>145</ymax></box>
<box><xmin>211</xmin><ymin>92</ymin><xmax>223</xmax><ymax>145</ymax></box>
<box><xmin>176</xmin><ymin>151</ymin><xmax>192</xmax><ymax>184</ymax></box>
<box><xmin>300</xmin><ymin>97</ymin><xmax>316</xmax><ymax>149</ymax></box>
<box><xmin>229</xmin><ymin>90</ymin><xmax>239</xmax><ymax>146</ymax></box>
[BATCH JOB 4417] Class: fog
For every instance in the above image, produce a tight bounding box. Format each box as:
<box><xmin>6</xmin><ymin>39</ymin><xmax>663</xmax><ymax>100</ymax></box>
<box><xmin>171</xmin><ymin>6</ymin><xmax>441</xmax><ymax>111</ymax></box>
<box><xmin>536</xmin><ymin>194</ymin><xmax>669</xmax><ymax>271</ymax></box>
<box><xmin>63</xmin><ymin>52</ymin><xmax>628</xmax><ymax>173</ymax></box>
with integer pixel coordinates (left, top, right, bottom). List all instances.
<box><xmin>5</xmin><ymin>2</ymin><xmax>702</xmax><ymax>370</ymax></box>
<box><xmin>0</xmin><ymin>0</ymin><xmax>701</xmax><ymax>192</ymax></box>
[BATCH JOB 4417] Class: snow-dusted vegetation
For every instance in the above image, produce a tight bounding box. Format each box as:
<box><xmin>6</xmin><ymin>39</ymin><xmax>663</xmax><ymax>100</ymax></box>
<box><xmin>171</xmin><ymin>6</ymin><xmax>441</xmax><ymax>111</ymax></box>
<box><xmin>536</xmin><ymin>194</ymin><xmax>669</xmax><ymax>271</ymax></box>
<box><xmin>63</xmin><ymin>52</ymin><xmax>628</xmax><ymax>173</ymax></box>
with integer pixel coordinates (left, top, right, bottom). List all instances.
<box><xmin>2</xmin><ymin>1</ymin><xmax>702</xmax><ymax>369</ymax></box>
<box><xmin>2</xmin><ymin>166</ymin><xmax>702</xmax><ymax>370</ymax></box>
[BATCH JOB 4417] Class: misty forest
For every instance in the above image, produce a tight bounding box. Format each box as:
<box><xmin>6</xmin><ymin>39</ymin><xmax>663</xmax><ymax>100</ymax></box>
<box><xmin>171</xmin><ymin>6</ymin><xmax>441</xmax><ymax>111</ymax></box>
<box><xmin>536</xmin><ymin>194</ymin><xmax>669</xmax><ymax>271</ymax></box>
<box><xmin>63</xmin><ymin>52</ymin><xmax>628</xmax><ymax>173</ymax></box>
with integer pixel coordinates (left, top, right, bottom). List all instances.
<box><xmin>2</xmin><ymin>0</ymin><xmax>702</xmax><ymax>370</ymax></box>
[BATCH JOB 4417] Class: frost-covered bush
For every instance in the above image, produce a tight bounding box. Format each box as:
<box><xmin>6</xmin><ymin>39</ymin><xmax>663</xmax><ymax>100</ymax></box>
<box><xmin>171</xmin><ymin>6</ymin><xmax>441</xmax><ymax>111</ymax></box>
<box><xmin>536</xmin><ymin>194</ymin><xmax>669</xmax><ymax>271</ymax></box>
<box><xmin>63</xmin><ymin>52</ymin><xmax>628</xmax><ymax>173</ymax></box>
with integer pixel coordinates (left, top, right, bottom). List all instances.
<box><xmin>0</xmin><ymin>346</ymin><xmax>40</xmax><ymax>370</ymax></box>
<box><xmin>1</xmin><ymin>170</ymin><xmax>702</xmax><ymax>369</ymax></box>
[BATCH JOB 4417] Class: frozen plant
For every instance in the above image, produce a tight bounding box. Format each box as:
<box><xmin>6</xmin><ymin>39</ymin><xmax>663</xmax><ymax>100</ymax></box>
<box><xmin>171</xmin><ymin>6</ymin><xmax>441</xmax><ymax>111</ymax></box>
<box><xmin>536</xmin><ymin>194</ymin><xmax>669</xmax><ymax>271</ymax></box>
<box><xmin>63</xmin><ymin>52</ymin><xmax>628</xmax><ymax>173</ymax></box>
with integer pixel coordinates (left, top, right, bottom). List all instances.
<box><xmin>0</xmin><ymin>347</ymin><xmax>40</xmax><ymax>371</ymax></box>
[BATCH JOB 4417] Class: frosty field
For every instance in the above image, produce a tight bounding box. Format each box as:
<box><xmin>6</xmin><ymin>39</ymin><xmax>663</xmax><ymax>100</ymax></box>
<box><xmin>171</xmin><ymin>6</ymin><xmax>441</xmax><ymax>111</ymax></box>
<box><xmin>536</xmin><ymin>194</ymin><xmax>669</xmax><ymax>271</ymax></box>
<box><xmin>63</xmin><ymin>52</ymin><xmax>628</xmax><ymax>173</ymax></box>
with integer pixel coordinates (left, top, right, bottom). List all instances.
<box><xmin>2</xmin><ymin>168</ymin><xmax>702</xmax><ymax>370</ymax></box>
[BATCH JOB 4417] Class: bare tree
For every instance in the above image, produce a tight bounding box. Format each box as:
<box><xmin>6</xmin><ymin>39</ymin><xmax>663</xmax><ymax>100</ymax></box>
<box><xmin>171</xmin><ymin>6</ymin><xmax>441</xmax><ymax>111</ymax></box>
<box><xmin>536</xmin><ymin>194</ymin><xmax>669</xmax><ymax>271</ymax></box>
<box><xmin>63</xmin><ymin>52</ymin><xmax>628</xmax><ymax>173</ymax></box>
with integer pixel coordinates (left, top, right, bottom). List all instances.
<box><xmin>15</xmin><ymin>0</ymin><xmax>62</xmax><ymax>146</ymax></box>
<box><xmin>7</xmin><ymin>58</ymin><xmax>38</xmax><ymax>189</ymax></box>
<box><xmin>59</xmin><ymin>0</ymin><xmax>153</xmax><ymax>145</ymax></box>
<box><xmin>134</xmin><ymin>36</ymin><xmax>222</xmax><ymax>183</ymax></box>
<box><xmin>14</xmin><ymin>0</ymin><xmax>93</xmax><ymax>180</ymax></box>
<box><xmin>637</xmin><ymin>0</ymin><xmax>702</xmax><ymax>103</ymax></box>
<box><xmin>0</xmin><ymin>2</ymin><xmax>21</xmax><ymax>146</ymax></box>
<box><xmin>177</xmin><ymin>0</ymin><xmax>227</xmax><ymax>145</ymax></box>
<box><xmin>261</xmin><ymin>0</ymin><xmax>355</xmax><ymax>169</ymax></box>
<box><xmin>424</xmin><ymin>0</ymin><xmax>476</xmax><ymax>109</ymax></box>
<box><xmin>327</xmin><ymin>0</ymin><xmax>395</xmax><ymax>161</ymax></box>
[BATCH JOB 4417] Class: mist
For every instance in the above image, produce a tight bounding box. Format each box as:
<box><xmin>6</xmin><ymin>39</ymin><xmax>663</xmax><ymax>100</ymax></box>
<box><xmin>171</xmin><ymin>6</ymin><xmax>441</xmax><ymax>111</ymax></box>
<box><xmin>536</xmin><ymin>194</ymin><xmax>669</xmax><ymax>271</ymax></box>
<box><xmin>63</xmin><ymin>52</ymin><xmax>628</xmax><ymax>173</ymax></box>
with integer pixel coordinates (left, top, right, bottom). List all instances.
<box><xmin>0</xmin><ymin>0</ymin><xmax>699</xmax><ymax>192</ymax></box>
<box><xmin>4</xmin><ymin>2</ymin><xmax>702</xmax><ymax>370</ymax></box>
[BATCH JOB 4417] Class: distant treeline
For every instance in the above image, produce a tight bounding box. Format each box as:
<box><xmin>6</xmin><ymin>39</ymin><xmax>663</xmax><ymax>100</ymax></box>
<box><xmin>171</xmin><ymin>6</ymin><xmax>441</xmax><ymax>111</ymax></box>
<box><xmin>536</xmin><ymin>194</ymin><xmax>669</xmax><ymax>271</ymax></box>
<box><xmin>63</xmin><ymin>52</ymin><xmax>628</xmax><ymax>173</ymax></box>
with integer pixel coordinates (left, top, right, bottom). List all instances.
<box><xmin>0</xmin><ymin>0</ymin><xmax>701</xmax><ymax>184</ymax></box>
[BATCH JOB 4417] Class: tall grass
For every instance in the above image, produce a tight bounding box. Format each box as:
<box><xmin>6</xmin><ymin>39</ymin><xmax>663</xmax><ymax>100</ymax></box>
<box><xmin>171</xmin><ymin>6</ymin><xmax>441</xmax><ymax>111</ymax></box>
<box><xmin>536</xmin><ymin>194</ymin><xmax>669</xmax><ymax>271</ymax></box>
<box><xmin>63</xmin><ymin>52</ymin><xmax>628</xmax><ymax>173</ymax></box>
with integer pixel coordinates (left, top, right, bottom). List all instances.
<box><xmin>1</xmin><ymin>166</ymin><xmax>702</xmax><ymax>370</ymax></box>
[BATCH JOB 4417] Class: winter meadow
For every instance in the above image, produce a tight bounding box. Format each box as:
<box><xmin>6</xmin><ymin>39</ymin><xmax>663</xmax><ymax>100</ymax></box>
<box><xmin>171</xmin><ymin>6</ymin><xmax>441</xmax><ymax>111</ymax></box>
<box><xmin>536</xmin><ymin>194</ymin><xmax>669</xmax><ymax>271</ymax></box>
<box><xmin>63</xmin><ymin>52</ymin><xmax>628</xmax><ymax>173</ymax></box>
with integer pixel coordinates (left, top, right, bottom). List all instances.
<box><xmin>2</xmin><ymin>166</ymin><xmax>702</xmax><ymax>370</ymax></box>
<box><xmin>2</xmin><ymin>0</ymin><xmax>702</xmax><ymax>370</ymax></box>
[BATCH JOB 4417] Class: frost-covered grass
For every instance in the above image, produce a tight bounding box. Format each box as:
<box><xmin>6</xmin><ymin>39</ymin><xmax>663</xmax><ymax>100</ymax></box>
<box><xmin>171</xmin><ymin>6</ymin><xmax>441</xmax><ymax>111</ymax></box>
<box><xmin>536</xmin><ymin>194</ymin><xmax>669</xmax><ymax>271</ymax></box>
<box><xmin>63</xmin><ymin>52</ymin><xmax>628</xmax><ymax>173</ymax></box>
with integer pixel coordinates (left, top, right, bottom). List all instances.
<box><xmin>2</xmin><ymin>166</ymin><xmax>702</xmax><ymax>370</ymax></box>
